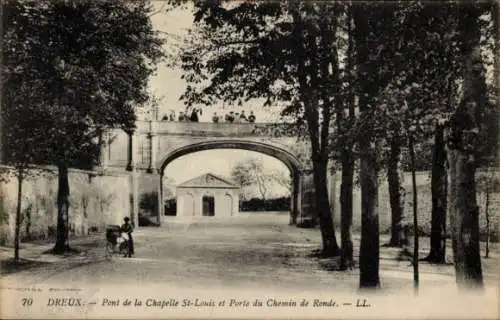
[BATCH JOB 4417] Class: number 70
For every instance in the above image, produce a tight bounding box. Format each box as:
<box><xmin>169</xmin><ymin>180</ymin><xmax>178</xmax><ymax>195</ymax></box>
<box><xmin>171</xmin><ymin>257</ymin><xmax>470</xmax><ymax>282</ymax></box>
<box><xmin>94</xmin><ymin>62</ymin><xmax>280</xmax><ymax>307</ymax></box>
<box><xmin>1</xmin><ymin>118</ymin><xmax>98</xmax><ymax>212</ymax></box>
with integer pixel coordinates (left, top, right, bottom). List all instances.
<box><xmin>22</xmin><ymin>298</ymin><xmax>33</xmax><ymax>306</ymax></box>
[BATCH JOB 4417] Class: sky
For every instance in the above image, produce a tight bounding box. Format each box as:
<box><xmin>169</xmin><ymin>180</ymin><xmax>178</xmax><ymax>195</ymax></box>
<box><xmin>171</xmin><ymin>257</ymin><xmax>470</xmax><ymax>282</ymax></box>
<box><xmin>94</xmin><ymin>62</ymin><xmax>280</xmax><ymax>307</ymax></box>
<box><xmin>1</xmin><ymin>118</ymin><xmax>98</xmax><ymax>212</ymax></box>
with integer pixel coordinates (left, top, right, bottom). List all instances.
<box><xmin>147</xmin><ymin>2</ymin><xmax>291</xmax><ymax>199</ymax></box>
<box><xmin>144</xmin><ymin>2</ymin><xmax>283</xmax><ymax>123</ymax></box>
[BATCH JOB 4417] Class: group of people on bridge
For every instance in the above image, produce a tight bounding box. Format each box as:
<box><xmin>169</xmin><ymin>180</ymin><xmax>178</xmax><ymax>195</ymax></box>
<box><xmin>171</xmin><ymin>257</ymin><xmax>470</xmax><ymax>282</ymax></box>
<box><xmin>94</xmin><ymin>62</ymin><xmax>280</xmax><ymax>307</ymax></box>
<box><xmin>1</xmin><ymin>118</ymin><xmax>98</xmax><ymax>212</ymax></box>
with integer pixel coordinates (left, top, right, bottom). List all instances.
<box><xmin>161</xmin><ymin>108</ymin><xmax>257</xmax><ymax>123</ymax></box>
<box><xmin>214</xmin><ymin>110</ymin><xmax>256</xmax><ymax>123</ymax></box>
<box><xmin>162</xmin><ymin>107</ymin><xmax>203</xmax><ymax>122</ymax></box>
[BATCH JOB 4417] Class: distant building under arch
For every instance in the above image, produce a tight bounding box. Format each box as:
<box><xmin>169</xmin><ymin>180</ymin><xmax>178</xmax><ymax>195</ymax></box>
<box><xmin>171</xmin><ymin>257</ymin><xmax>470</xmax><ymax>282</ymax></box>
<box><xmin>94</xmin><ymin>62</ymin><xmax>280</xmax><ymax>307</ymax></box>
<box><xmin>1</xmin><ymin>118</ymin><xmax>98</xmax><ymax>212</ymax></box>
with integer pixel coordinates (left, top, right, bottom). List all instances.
<box><xmin>176</xmin><ymin>173</ymin><xmax>240</xmax><ymax>217</ymax></box>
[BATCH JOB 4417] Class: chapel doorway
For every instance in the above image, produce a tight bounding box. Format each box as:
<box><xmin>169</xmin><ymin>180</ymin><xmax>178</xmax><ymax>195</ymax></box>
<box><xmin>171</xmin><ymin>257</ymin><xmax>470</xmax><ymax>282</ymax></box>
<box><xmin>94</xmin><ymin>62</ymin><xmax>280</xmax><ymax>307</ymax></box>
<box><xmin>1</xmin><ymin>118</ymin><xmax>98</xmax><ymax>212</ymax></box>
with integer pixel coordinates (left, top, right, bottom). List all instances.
<box><xmin>202</xmin><ymin>196</ymin><xmax>215</xmax><ymax>216</ymax></box>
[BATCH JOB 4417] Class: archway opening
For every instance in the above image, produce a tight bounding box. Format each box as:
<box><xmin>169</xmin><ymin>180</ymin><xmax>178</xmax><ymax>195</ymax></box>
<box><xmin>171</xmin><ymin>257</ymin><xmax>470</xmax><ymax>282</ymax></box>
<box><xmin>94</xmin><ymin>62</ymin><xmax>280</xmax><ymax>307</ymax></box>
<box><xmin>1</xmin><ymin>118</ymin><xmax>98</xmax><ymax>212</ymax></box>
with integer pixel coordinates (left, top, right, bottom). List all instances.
<box><xmin>159</xmin><ymin>142</ymin><xmax>302</xmax><ymax>223</ymax></box>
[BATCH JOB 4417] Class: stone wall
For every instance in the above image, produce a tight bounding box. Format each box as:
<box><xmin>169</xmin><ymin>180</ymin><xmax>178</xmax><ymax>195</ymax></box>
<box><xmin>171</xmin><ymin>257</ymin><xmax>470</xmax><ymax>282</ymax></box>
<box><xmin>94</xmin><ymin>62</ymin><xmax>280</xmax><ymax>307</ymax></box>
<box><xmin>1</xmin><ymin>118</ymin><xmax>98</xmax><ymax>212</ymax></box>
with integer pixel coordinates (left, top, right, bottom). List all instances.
<box><xmin>137</xmin><ymin>173</ymin><xmax>161</xmax><ymax>215</ymax></box>
<box><xmin>0</xmin><ymin>166</ymin><xmax>131</xmax><ymax>246</ymax></box>
<box><xmin>329</xmin><ymin>170</ymin><xmax>500</xmax><ymax>238</ymax></box>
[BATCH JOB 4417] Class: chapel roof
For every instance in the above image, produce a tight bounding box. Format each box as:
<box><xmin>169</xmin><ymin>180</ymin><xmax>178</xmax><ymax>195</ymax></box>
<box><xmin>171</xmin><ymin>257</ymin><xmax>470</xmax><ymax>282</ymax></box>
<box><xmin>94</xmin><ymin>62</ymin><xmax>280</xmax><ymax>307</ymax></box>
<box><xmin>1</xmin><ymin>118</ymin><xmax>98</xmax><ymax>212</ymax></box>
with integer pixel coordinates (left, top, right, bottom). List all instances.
<box><xmin>177</xmin><ymin>173</ymin><xmax>240</xmax><ymax>189</ymax></box>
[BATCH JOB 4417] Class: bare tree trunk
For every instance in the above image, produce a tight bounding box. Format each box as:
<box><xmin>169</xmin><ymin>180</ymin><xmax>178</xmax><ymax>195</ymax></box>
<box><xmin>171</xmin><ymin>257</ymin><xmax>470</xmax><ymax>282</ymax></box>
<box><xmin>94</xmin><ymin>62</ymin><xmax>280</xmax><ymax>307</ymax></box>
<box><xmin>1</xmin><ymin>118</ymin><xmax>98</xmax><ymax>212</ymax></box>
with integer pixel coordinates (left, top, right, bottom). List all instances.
<box><xmin>446</xmin><ymin>3</ymin><xmax>484</xmax><ymax>290</ymax></box>
<box><xmin>290</xmin><ymin>2</ymin><xmax>339</xmax><ymax>257</ymax></box>
<box><xmin>313</xmin><ymin>156</ymin><xmax>340</xmax><ymax>257</ymax></box>
<box><xmin>486</xmin><ymin>0</ymin><xmax>499</xmax><ymax>261</ymax></box>
<box><xmin>14</xmin><ymin>168</ymin><xmax>23</xmax><ymax>263</ymax></box>
<box><xmin>339</xmin><ymin>151</ymin><xmax>354</xmax><ymax>269</ymax></box>
<box><xmin>359</xmin><ymin>140</ymin><xmax>380</xmax><ymax>288</ymax></box>
<box><xmin>447</xmin><ymin>149</ymin><xmax>483</xmax><ymax>289</ymax></box>
<box><xmin>484</xmin><ymin>182</ymin><xmax>490</xmax><ymax>259</ymax></box>
<box><xmin>425</xmin><ymin>125</ymin><xmax>447</xmax><ymax>263</ymax></box>
<box><xmin>257</xmin><ymin>176</ymin><xmax>267</xmax><ymax>200</ymax></box>
<box><xmin>339</xmin><ymin>5</ymin><xmax>355</xmax><ymax>270</ymax></box>
<box><xmin>408</xmin><ymin>133</ymin><xmax>419</xmax><ymax>293</ymax></box>
<box><xmin>25</xmin><ymin>203</ymin><xmax>31</xmax><ymax>240</ymax></box>
<box><xmin>353</xmin><ymin>4</ymin><xmax>380</xmax><ymax>289</ymax></box>
<box><xmin>290</xmin><ymin>173</ymin><xmax>299</xmax><ymax>225</ymax></box>
<box><xmin>0</xmin><ymin>0</ymin><xmax>3</xmax><ymax>164</ymax></box>
<box><xmin>53</xmin><ymin>163</ymin><xmax>70</xmax><ymax>254</ymax></box>
<box><xmin>386</xmin><ymin>132</ymin><xmax>405</xmax><ymax>247</ymax></box>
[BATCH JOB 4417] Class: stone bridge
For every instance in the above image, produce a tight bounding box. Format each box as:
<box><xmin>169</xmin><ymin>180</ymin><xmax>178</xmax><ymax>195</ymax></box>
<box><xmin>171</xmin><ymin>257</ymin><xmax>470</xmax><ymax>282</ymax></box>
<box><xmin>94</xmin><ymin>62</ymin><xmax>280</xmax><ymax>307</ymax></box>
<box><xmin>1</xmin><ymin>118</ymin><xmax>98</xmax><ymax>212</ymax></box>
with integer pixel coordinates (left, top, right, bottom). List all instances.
<box><xmin>99</xmin><ymin>121</ymin><xmax>313</xmax><ymax>227</ymax></box>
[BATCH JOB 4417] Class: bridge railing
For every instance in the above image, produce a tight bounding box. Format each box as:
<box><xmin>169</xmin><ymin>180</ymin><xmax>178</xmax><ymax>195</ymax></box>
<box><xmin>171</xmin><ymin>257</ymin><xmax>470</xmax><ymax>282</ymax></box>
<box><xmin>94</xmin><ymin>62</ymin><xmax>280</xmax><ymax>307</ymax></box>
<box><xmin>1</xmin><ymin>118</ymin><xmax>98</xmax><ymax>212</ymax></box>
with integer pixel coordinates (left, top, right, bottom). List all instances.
<box><xmin>134</xmin><ymin>120</ymin><xmax>299</xmax><ymax>137</ymax></box>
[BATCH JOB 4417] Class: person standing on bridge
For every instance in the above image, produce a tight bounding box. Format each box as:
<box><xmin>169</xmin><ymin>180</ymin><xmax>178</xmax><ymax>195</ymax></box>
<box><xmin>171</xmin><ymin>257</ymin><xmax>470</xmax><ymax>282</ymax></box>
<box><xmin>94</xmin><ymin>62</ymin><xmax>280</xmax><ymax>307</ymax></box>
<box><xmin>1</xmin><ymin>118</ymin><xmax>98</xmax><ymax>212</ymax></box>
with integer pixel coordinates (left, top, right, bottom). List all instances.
<box><xmin>239</xmin><ymin>110</ymin><xmax>247</xmax><ymax>122</ymax></box>
<box><xmin>178</xmin><ymin>111</ymin><xmax>186</xmax><ymax>122</ymax></box>
<box><xmin>184</xmin><ymin>107</ymin><xmax>192</xmax><ymax>122</ymax></box>
<box><xmin>248</xmin><ymin>111</ymin><xmax>256</xmax><ymax>123</ymax></box>
<box><xmin>121</xmin><ymin>217</ymin><xmax>134</xmax><ymax>258</ymax></box>
<box><xmin>212</xmin><ymin>112</ymin><xmax>220</xmax><ymax>123</ymax></box>
<box><xmin>225</xmin><ymin>111</ymin><xmax>235</xmax><ymax>123</ymax></box>
<box><xmin>190</xmin><ymin>108</ymin><xmax>202</xmax><ymax>122</ymax></box>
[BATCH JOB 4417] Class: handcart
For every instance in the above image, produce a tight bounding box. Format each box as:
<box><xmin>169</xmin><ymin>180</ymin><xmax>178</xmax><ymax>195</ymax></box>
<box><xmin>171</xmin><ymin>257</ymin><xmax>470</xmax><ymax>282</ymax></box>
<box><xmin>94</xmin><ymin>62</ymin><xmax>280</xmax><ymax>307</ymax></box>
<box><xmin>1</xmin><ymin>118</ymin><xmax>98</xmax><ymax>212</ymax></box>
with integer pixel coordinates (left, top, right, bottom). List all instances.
<box><xmin>105</xmin><ymin>225</ymin><xmax>129</xmax><ymax>260</ymax></box>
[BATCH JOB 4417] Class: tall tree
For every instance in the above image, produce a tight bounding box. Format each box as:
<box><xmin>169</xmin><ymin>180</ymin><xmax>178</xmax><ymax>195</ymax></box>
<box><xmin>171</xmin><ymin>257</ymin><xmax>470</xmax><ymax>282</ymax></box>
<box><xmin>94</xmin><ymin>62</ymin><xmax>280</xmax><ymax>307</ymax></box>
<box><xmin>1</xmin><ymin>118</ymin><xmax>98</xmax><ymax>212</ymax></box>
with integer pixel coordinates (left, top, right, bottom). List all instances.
<box><xmin>446</xmin><ymin>2</ymin><xmax>487</xmax><ymax>290</ymax></box>
<box><xmin>350</xmin><ymin>2</ymin><xmax>421</xmax><ymax>288</ymax></box>
<box><xmin>368</xmin><ymin>2</ymin><xmax>464</xmax><ymax>268</ymax></box>
<box><xmin>179</xmin><ymin>1</ymin><xmax>343</xmax><ymax>256</ymax></box>
<box><xmin>290</xmin><ymin>2</ymin><xmax>341</xmax><ymax>256</ymax></box>
<box><xmin>269</xmin><ymin>170</ymin><xmax>292</xmax><ymax>195</ymax></box>
<box><xmin>425</xmin><ymin>124</ymin><xmax>448</xmax><ymax>263</ymax></box>
<box><xmin>231</xmin><ymin>161</ymin><xmax>253</xmax><ymax>201</ymax></box>
<box><xmin>162</xmin><ymin>176</ymin><xmax>177</xmax><ymax>200</ymax></box>
<box><xmin>3</xmin><ymin>0</ymin><xmax>59</xmax><ymax>260</ymax></box>
<box><xmin>4</xmin><ymin>0</ymin><xmax>164</xmax><ymax>253</ymax></box>
<box><xmin>231</xmin><ymin>158</ymin><xmax>273</xmax><ymax>200</ymax></box>
<box><xmin>384</xmin><ymin>2</ymin><xmax>464</xmax><ymax>266</ymax></box>
<box><xmin>335</xmin><ymin>6</ymin><xmax>357</xmax><ymax>269</ymax></box>
<box><xmin>351</xmin><ymin>3</ymin><xmax>400</xmax><ymax>289</ymax></box>
<box><xmin>385</xmin><ymin>125</ymin><xmax>406</xmax><ymax>247</ymax></box>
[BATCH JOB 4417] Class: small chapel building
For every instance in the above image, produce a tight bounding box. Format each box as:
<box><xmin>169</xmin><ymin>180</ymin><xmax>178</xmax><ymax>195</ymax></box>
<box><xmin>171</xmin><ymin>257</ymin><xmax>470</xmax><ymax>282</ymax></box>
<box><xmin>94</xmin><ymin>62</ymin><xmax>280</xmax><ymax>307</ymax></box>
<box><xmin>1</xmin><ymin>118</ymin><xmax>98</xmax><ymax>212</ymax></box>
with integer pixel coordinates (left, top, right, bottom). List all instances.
<box><xmin>176</xmin><ymin>173</ymin><xmax>240</xmax><ymax>217</ymax></box>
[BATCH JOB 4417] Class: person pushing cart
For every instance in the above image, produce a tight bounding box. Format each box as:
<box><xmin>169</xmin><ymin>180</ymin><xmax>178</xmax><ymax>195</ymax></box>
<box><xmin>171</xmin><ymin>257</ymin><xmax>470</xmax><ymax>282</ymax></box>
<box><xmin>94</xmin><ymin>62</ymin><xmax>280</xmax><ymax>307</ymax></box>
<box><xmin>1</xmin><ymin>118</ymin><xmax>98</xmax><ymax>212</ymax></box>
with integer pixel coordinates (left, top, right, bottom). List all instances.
<box><xmin>120</xmin><ymin>217</ymin><xmax>134</xmax><ymax>258</ymax></box>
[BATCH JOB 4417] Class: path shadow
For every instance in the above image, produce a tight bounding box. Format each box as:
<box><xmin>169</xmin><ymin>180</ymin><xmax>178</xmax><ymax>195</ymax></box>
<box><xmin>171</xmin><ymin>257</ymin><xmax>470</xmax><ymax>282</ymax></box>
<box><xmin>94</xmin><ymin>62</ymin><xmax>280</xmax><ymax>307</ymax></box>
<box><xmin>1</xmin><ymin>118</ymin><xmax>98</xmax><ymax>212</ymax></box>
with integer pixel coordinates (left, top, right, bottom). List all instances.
<box><xmin>419</xmin><ymin>253</ymin><xmax>455</xmax><ymax>265</ymax></box>
<box><xmin>306</xmin><ymin>249</ymin><xmax>352</xmax><ymax>272</ymax></box>
<box><xmin>42</xmin><ymin>247</ymin><xmax>81</xmax><ymax>256</ymax></box>
<box><xmin>317</xmin><ymin>257</ymin><xmax>347</xmax><ymax>271</ymax></box>
<box><xmin>0</xmin><ymin>258</ymin><xmax>52</xmax><ymax>276</ymax></box>
<box><xmin>1</xmin><ymin>252</ymin><xmax>110</xmax><ymax>277</ymax></box>
<box><xmin>70</xmin><ymin>242</ymin><xmax>102</xmax><ymax>249</ymax></box>
<box><xmin>307</xmin><ymin>248</ymin><xmax>341</xmax><ymax>259</ymax></box>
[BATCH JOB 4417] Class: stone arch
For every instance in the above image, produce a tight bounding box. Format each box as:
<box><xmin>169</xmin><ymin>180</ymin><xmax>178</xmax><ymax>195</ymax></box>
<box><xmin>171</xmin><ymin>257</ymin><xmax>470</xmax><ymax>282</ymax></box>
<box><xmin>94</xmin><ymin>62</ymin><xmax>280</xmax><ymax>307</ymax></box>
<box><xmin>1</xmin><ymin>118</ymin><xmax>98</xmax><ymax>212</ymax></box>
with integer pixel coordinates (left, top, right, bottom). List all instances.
<box><xmin>159</xmin><ymin>140</ymin><xmax>302</xmax><ymax>174</ymax></box>
<box><xmin>159</xmin><ymin>140</ymin><xmax>304</xmax><ymax>222</ymax></box>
